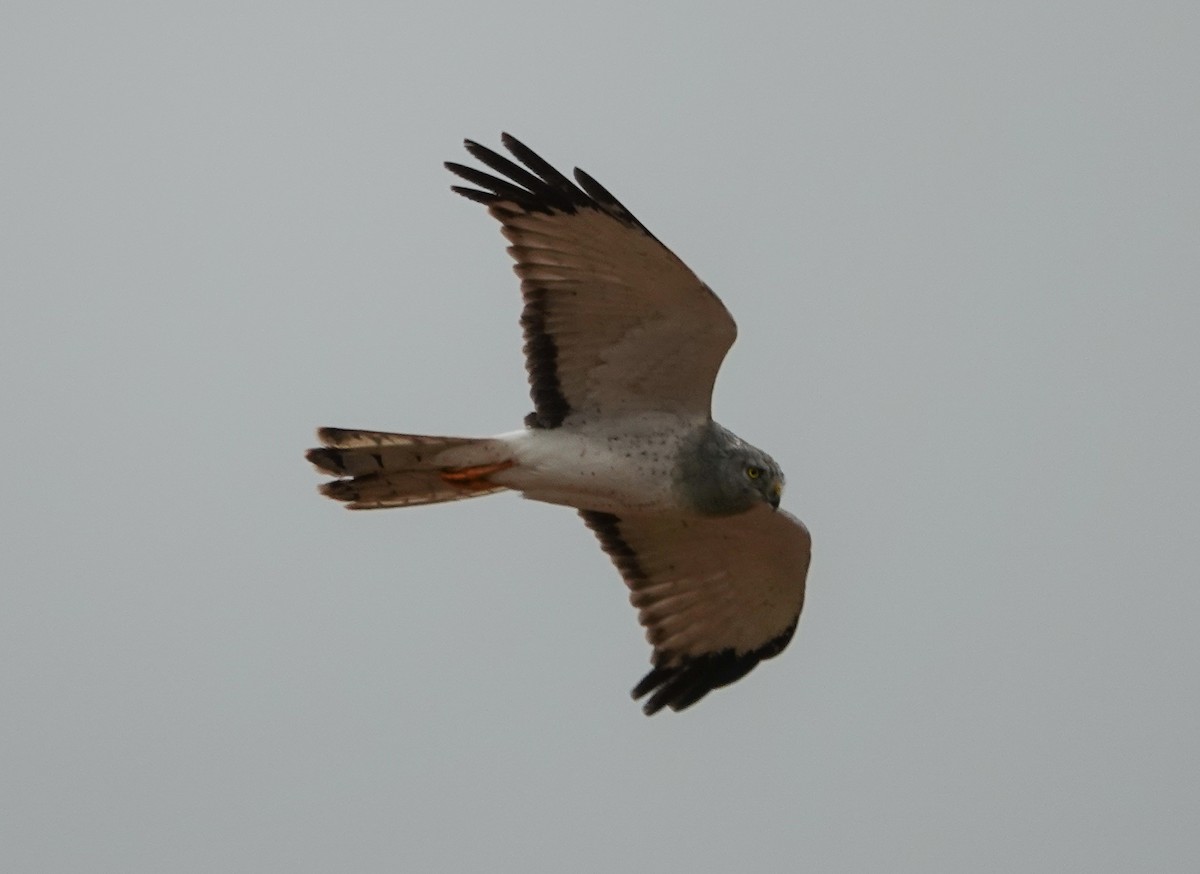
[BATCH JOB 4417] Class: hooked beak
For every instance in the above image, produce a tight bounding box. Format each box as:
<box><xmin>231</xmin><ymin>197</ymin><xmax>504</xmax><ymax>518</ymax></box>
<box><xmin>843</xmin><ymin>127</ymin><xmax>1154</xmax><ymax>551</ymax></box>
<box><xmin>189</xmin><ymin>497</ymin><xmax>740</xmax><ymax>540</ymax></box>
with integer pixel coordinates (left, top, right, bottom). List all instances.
<box><xmin>769</xmin><ymin>480</ymin><xmax>782</xmax><ymax>510</ymax></box>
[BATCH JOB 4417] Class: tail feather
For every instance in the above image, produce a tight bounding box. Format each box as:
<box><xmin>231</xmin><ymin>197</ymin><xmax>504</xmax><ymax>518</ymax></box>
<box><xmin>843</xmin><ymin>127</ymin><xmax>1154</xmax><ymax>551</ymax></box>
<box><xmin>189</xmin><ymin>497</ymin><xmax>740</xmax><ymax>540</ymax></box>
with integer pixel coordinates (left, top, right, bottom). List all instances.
<box><xmin>307</xmin><ymin>428</ymin><xmax>513</xmax><ymax>510</ymax></box>
<box><xmin>309</xmin><ymin>429</ymin><xmax>482</xmax><ymax>474</ymax></box>
<box><xmin>318</xmin><ymin>471</ymin><xmax>508</xmax><ymax>510</ymax></box>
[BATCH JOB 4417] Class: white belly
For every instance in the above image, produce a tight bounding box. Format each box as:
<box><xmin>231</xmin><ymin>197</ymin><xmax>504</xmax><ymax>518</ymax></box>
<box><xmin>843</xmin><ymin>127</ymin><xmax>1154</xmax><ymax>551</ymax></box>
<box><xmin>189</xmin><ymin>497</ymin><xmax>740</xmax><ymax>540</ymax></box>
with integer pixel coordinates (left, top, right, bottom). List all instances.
<box><xmin>489</xmin><ymin>417</ymin><xmax>695</xmax><ymax>513</ymax></box>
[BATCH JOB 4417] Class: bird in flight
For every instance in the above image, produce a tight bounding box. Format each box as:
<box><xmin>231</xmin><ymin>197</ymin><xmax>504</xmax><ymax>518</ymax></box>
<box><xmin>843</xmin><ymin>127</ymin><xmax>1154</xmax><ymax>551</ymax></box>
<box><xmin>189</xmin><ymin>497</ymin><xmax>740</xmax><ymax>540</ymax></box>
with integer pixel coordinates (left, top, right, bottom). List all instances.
<box><xmin>307</xmin><ymin>135</ymin><xmax>811</xmax><ymax>715</ymax></box>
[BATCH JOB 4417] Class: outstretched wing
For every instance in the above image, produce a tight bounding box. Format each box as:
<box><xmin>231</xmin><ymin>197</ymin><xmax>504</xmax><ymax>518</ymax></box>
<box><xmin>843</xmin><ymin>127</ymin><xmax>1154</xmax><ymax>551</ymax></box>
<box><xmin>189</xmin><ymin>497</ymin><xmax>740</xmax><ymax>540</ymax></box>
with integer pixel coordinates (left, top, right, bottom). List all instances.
<box><xmin>447</xmin><ymin>134</ymin><xmax>737</xmax><ymax>429</ymax></box>
<box><xmin>580</xmin><ymin>505</ymin><xmax>811</xmax><ymax>715</ymax></box>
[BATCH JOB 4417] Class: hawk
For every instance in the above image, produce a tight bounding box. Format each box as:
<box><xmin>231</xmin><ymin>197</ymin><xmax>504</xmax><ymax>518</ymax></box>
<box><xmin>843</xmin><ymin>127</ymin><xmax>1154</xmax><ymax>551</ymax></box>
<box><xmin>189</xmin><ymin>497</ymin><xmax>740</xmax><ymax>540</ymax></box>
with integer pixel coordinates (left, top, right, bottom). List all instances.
<box><xmin>307</xmin><ymin>135</ymin><xmax>811</xmax><ymax>715</ymax></box>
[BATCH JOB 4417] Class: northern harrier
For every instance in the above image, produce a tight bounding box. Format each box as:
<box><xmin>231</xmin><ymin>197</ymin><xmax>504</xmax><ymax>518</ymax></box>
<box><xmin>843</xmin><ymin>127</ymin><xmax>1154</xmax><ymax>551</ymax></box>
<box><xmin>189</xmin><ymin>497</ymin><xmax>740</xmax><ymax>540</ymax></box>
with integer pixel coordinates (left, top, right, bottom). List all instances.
<box><xmin>307</xmin><ymin>135</ymin><xmax>811</xmax><ymax>715</ymax></box>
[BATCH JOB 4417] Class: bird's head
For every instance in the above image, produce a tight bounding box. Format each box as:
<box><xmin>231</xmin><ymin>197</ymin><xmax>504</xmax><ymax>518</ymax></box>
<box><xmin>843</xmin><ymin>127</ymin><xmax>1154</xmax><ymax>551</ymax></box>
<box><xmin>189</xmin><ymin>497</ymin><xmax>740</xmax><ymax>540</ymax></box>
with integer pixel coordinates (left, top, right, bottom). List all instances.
<box><xmin>678</xmin><ymin>424</ymin><xmax>786</xmax><ymax>516</ymax></box>
<box><xmin>739</xmin><ymin>450</ymin><xmax>785</xmax><ymax>510</ymax></box>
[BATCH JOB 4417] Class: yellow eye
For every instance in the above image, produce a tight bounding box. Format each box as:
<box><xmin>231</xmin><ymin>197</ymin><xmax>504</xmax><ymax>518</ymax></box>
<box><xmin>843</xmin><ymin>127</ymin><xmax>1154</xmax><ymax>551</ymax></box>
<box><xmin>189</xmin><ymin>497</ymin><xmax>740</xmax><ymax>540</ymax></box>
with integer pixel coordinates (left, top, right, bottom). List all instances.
<box><xmin>746</xmin><ymin>466</ymin><xmax>762</xmax><ymax>480</ymax></box>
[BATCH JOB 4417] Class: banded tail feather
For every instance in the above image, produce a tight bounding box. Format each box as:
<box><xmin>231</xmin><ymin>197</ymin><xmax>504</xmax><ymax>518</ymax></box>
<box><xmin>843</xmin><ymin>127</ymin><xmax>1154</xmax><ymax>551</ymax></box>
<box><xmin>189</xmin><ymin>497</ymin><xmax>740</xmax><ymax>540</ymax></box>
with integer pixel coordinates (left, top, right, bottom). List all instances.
<box><xmin>306</xmin><ymin>428</ymin><xmax>513</xmax><ymax>510</ymax></box>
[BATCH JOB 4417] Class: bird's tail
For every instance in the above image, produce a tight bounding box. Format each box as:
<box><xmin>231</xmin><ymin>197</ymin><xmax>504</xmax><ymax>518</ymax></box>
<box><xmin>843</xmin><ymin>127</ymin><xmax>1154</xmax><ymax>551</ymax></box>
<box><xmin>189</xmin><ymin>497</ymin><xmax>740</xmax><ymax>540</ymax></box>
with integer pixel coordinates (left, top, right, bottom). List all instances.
<box><xmin>305</xmin><ymin>427</ymin><xmax>514</xmax><ymax>510</ymax></box>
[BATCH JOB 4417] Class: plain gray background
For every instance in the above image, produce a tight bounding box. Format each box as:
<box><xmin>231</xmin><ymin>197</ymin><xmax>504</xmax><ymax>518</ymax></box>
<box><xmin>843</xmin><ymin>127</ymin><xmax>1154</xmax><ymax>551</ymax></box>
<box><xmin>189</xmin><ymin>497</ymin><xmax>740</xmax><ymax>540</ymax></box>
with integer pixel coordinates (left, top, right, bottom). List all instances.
<box><xmin>3</xmin><ymin>2</ymin><xmax>1198</xmax><ymax>871</ymax></box>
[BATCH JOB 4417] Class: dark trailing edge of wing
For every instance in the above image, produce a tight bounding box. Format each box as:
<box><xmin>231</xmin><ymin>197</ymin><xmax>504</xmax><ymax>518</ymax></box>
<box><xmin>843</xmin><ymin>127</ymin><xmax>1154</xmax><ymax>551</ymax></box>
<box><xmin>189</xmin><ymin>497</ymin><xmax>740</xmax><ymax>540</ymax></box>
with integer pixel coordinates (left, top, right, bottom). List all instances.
<box><xmin>520</xmin><ymin>287</ymin><xmax>571</xmax><ymax>429</ymax></box>
<box><xmin>447</xmin><ymin>134</ymin><xmax>657</xmax><ymax>430</ymax></box>
<box><xmin>580</xmin><ymin>510</ymin><xmax>797</xmax><ymax>716</ymax></box>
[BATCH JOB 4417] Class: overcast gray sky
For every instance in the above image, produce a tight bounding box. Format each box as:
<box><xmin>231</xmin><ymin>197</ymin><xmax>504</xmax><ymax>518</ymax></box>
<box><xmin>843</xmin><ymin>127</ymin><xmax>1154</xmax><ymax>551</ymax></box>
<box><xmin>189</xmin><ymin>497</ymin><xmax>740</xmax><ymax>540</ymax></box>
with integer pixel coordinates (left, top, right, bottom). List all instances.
<box><xmin>3</xmin><ymin>2</ymin><xmax>1198</xmax><ymax>871</ymax></box>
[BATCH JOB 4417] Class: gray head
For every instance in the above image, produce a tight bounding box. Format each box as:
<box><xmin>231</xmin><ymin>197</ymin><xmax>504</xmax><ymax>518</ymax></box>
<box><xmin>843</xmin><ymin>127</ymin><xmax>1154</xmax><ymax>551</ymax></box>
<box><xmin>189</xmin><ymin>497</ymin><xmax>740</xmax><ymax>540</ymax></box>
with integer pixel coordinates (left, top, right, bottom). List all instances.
<box><xmin>676</xmin><ymin>423</ymin><xmax>786</xmax><ymax>516</ymax></box>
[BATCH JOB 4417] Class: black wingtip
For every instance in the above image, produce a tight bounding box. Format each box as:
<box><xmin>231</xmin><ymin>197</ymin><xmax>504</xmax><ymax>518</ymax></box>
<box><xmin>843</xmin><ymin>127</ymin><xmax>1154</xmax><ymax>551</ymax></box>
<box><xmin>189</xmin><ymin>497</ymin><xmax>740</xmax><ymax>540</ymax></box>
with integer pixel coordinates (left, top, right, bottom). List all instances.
<box><xmin>632</xmin><ymin>667</ymin><xmax>679</xmax><ymax>716</ymax></box>
<box><xmin>633</xmin><ymin>666</ymin><xmax>715</xmax><ymax>716</ymax></box>
<box><xmin>448</xmin><ymin>134</ymin><xmax>582</xmax><ymax>213</ymax></box>
<box><xmin>448</xmin><ymin>133</ymin><xmax>652</xmax><ymax>235</ymax></box>
<box><xmin>629</xmin><ymin>621</ymin><xmax>800</xmax><ymax>716</ymax></box>
<box><xmin>461</xmin><ymin>138</ymin><xmax>488</xmax><ymax>162</ymax></box>
<box><xmin>449</xmin><ymin>185</ymin><xmax>495</xmax><ymax>205</ymax></box>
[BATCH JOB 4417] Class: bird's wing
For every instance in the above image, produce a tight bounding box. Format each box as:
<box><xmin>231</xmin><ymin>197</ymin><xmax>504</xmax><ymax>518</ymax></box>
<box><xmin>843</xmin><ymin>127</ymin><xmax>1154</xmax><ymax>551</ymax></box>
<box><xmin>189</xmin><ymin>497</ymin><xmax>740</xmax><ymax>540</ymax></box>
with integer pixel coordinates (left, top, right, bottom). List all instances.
<box><xmin>580</xmin><ymin>505</ymin><xmax>811</xmax><ymax>715</ymax></box>
<box><xmin>447</xmin><ymin>134</ymin><xmax>737</xmax><ymax>428</ymax></box>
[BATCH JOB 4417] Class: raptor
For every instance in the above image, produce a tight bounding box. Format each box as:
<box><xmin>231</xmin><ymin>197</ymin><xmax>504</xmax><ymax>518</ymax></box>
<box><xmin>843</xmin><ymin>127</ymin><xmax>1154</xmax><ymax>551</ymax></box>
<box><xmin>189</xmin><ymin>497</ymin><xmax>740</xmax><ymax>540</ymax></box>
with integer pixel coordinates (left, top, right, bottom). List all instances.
<box><xmin>307</xmin><ymin>135</ymin><xmax>811</xmax><ymax>715</ymax></box>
